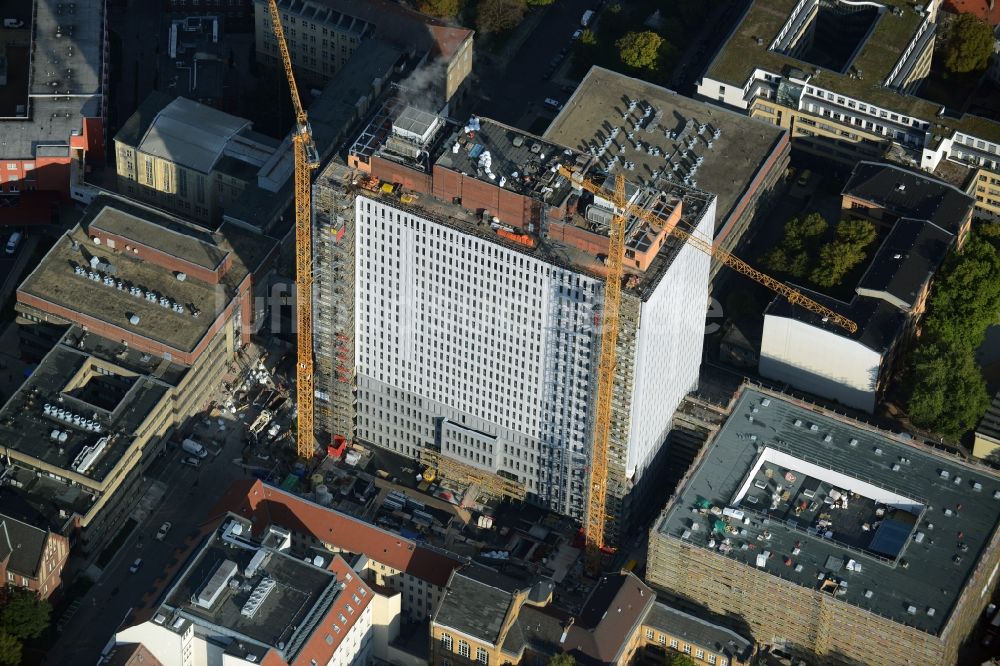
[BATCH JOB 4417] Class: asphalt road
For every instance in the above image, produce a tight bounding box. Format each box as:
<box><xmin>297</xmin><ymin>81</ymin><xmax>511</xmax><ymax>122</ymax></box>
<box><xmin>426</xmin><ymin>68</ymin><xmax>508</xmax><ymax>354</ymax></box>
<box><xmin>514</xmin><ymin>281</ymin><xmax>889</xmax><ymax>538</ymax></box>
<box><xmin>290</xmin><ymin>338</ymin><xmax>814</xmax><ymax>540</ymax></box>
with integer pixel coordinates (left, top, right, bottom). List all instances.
<box><xmin>43</xmin><ymin>429</ymin><xmax>252</xmax><ymax>666</ymax></box>
<box><xmin>474</xmin><ymin>0</ymin><xmax>594</xmax><ymax>128</ymax></box>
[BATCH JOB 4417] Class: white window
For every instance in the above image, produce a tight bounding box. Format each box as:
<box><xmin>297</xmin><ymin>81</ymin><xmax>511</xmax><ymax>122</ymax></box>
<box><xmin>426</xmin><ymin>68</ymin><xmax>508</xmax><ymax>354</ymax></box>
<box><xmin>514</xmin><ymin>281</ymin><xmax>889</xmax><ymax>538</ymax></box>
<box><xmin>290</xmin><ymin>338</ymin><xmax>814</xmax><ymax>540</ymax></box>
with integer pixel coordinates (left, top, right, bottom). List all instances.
<box><xmin>658</xmin><ymin>634</ymin><xmax>665</xmax><ymax>645</ymax></box>
<box><xmin>458</xmin><ymin>641</ymin><xmax>470</xmax><ymax>658</ymax></box>
<box><xmin>696</xmin><ymin>649</ymin><xmax>705</xmax><ymax>659</ymax></box>
<box><xmin>476</xmin><ymin>647</ymin><xmax>488</xmax><ymax>665</ymax></box>
<box><xmin>669</xmin><ymin>639</ymin><xmax>678</xmax><ymax>649</ymax></box>
<box><xmin>441</xmin><ymin>634</ymin><xmax>453</xmax><ymax>651</ymax></box>
<box><xmin>646</xmin><ymin>629</ymin><xmax>654</xmax><ymax>640</ymax></box>
<box><xmin>6</xmin><ymin>163</ymin><xmax>16</xmax><ymax>170</ymax></box>
<box><xmin>684</xmin><ymin>645</ymin><xmax>692</xmax><ymax>654</ymax></box>
<box><xmin>708</xmin><ymin>656</ymin><xmax>717</xmax><ymax>665</ymax></box>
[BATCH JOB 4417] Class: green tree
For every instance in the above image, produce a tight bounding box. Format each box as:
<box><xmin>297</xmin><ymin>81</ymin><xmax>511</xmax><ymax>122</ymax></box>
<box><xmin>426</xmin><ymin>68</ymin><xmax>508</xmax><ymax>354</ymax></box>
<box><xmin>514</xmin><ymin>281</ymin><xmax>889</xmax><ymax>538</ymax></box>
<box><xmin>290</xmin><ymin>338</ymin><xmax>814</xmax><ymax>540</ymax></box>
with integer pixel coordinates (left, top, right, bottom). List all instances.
<box><xmin>548</xmin><ymin>654</ymin><xmax>577</xmax><ymax>666</ymax></box>
<box><xmin>764</xmin><ymin>213</ymin><xmax>828</xmax><ymax>278</ymax></box>
<box><xmin>476</xmin><ymin>0</ymin><xmax>526</xmax><ymax>33</ymax></box>
<box><xmin>809</xmin><ymin>219</ymin><xmax>876</xmax><ymax>288</ymax></box>
<box><xmin>907</xmin><ymin>345</ymin><xmax>989</xmax><ymax>438</ymax></box>
<box><xmin>921</xmin><ymin>236</ymin><xmax>1000</xmax><ymax>350</ymax></box>
<box><xmin>0</xmin><ymin>590</ymin><xmax>51</xmax><ymax>641</ymax></box>
<box><xmin>0</xmin><ymin>631</ymin><xmax>21</xmax><ymax>666</ymax></box>
<box><xmin>579</xmin><ymin>28</ymin><xmax>598</xmax><ymax>46</ymax></box>
<box><xmin>664</xmin><ymin>653</ymin><xmax>696</xmax><ymax>666</ymax></box>
<box><xmin>526</xmin><ymin>0</ymin><xmax>554</xmax><ymax>5</ymax></box>
<box><xmin>943</xmin><ymin>13</ymin><xmax>994</xmax><ymax>74</ymax></box>
<box><xmin>615</xmin><ymin>31</ymin><xmax>663</xmax><ymax>70</ymax></box>
<box><xmin>418</xmin><ymin>0</ymin><xmax>461</xmax><ymax>18</ymax></box>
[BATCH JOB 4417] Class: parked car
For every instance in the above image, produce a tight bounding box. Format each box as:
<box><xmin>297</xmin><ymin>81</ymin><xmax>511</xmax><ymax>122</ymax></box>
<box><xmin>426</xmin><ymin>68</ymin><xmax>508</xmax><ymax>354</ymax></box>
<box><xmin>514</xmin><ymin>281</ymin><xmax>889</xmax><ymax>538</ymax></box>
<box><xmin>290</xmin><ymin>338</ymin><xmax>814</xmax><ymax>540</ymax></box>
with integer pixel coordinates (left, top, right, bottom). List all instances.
<box><xmin>129</xmin><ymin>558</ymin><xmax>142</xmax><ymax>573</ymax></box>
<box><xmin>572</xmin><ymin>29</ymin><xmax>583</xmax><ymax>40</ymax></box>
<box><xmin>796</xmin><ymin>169</ymin><xmax>812</xmax><ymax>187</ymax></box>
<box><xmin>6</xmin><ymin>232</ymin><xmax>22</xmax><ymax>254</ymax></box>
<box><xmin>155</xmin><ymin>522</ymin><xmax>172</xmax><ymax>541</ymax></box>
<box><xmin>544</xmin><ymin>98</ymin><xmax>564</xmax><ymax>111</ymax></box>
<box><xmin>180</xmin><ymin>456</ymin><xmax>201</xmax><ymax>468</ymax></box>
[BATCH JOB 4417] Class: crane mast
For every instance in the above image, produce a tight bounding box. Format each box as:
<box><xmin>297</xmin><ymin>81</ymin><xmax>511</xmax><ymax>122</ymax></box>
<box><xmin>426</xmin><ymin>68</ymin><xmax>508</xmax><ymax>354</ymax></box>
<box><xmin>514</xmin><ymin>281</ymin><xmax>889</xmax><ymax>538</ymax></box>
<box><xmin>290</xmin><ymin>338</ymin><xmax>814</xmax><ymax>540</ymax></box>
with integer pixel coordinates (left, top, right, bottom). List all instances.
<box><xmin>267</xmin><ymin>0</ymin><xmax>319</xmax><ymax>459</ymax></box>
<box><xmin>557</xmin><ymin>166</ymin><xmax>858</xmax><ymax>574</ymax></box>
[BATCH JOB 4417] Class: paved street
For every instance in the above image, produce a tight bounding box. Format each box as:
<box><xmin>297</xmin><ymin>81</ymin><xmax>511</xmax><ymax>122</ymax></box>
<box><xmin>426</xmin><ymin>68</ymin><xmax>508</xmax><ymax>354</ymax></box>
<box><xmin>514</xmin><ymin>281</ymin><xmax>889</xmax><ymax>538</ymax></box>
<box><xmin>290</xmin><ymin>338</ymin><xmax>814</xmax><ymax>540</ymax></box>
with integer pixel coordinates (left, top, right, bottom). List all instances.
<box><xmin>43</xmin><ymin>422</ymin><xmax>253</xmax><ymax>666</ymax></box>
<box><xmin>474</xmin><ymin>0</ymin><xmax>593</xmax><ymax>129</ymax></box>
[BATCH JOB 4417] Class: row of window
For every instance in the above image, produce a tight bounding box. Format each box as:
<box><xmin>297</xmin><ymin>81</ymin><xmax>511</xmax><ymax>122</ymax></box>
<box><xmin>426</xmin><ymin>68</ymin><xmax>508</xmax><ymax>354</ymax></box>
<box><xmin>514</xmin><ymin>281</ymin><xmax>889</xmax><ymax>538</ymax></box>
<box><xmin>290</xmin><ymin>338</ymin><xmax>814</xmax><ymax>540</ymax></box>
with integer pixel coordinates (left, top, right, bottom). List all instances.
<box><xmin>439</xmin><ymin>635</ymin><xmax>489</xmax><ymax>664</ymax></box>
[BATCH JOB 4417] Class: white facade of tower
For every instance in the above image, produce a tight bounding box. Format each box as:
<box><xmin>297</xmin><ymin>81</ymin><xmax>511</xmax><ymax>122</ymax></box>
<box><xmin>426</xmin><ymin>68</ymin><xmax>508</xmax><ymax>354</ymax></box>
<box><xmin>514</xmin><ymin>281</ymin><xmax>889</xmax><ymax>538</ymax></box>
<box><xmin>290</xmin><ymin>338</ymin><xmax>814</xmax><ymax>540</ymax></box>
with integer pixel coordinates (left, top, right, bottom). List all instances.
<box><xmin>352</xmin><ymin>194</ymin><xmax>713</xmax><ymax>518</ymax></box>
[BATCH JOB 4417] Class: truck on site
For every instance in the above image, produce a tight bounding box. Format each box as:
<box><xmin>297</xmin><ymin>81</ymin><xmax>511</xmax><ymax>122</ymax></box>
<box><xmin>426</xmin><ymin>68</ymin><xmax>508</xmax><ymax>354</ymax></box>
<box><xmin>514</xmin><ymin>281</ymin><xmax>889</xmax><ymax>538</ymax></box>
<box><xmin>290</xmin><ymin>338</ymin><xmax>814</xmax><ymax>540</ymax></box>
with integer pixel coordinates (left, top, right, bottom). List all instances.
<box><xmin>181</xmin><ymin>438</ymin><xmax>208</xmax><ymax>458</ymax></box>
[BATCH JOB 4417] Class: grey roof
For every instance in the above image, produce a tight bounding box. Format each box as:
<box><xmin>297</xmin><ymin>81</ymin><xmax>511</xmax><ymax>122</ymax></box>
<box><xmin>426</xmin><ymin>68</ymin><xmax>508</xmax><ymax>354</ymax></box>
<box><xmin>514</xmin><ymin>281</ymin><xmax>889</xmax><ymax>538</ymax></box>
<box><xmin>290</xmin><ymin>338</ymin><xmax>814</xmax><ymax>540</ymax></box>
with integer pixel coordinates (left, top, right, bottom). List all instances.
<box><xmin>137</xmin><ymin>97</ymin><xmax>251</xmax><ymax>174</ymax></box>
<box><xmin>0</xmin><ymin>342</ymin><xmax>170</xmax><ymax>483</ymax></box>
<box><xmin>856</xmin><ymin>217</ymin><xmax>954</xmax><ymax>310</ymax></box>
<box><xmin>0</xmin><ymin>514</ymin><xmax>49</xmax><ymax>577</ymax></box>
<box><xmin>643</xmin><ymin>602</ymin><xmax>753</xmax><ymax>662</ymax></box>
<box><xmin>657</xmin><ymin>387</ymin><xmax>1000</xmax><ymax>635</ymax></box>
<box><xmin>765</xmin><ymin>287</ymin><xmax>906</xmax><ymax>354</ymax></box>
<box><xmin>31</xmin><ymin>0</ymin><xmax>105</xmax><ymax>95</ymax></box>
<box><xmin>843</xmin><ymin>161</ymin><xmax>975</xmax><ymax>236</ymax></box>
<box><xmin>114</xmin><ymin>92</ymin><xmax>176</xmax><ymax>149</ymax></box>
<box><xmin>545</xmin><ymin>66</ymin><xmax>787</xmax><ymax>239</ymax></box>
<box><xmin>434</xmin><ymin>565</ymin><xmax>521</xmax><ymax>645</ymax></box>
<box><xmin>18</xmin><ymin>195</ymin><xmax>277</xmax><ymax>354</ymax></box>
<box><xmin>163</xmin><ymin>518</ymin><xmax>344</xmax><ymax>655</ymax></box>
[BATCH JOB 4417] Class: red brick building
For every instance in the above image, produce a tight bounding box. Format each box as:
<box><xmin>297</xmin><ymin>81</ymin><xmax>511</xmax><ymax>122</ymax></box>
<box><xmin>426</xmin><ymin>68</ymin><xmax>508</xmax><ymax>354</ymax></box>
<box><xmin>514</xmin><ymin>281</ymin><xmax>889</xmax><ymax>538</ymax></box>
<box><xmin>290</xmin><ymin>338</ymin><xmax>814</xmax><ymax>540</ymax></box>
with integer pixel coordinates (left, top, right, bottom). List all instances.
<box><xmin>0</xmin><ymin>513</ymin><xmax>69</xmax><ymax>600</ymax></box>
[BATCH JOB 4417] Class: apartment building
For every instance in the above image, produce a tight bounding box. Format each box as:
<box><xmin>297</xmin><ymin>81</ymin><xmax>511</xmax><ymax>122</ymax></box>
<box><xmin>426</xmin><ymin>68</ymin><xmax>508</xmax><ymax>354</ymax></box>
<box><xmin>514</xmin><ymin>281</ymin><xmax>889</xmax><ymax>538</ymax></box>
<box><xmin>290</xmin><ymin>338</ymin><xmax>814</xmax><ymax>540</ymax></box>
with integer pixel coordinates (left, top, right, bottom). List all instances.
<box><xmin>116</xmin><ymin>514</ymin><xmax>375</xmax><ymax>666</ymax></box>
<box><xmin>0</xmin><ymin>513</ymin><xmax>69</xmax><ymax>600</ymax></box>
<box><xmin>759</xmin><ymin>161</ymin><xmax>971</xmax><ymax>412</ymax></box>
<box><xmin>114</xmin><ymin>94</ymin><xmax>291</xmax><ymax>225</ymax></box>
<box><xmin>974</xmin><ymin>392</ymin><xmax>1000</xmax><ymax>460</ymax></box>
<box><xmin>253</xmin><ymin>0</ymin><xmax>473</xmax><ymax>106</ymax></box>
<box><xmin>219</xmin><ymin>478</ymin><xmax>466</xmax><ymax>623</ymax></box>
<box><xmin>697</xmin><ymin>0</ymin><xmax>1000</xmax><ymax>218</ymax></box>
<box><xmin>313</xmin><ymin>99</ymin><xmax>714</xmax><ymax>544</ymax></box>
<box><xmin>647</xmin><ymin>385</ymin><xmax>1000</xmax><ymax>665</ymax></box>
<box><xmin>430</xmin><ymin>566</ymin><xmax>753</xmax><ymax>666</ymax></box>
<box><xmin>0</xmin><ymin>0</ymin><xmax>108</xmax><ymax>198</ymax></box>
<box><xmin>545</xmin><ymin>66</ymin><xmax>789</xmax><ymax>281</ymax></box>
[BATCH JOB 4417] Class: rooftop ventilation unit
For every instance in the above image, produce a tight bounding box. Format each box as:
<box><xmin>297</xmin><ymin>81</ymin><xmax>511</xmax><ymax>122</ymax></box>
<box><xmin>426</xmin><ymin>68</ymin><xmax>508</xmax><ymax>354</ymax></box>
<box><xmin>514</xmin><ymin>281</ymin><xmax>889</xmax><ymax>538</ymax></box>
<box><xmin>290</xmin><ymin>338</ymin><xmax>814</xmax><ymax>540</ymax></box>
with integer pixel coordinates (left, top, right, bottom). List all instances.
<box><xmin>240</xmin><ymin>576</ymin><xmax>276</xmax><ymax>619</ymax></box>
<box><xmin>193</xmin><ymin>559</ymin><xmax>238</xmax><ymax>609</ymax></box>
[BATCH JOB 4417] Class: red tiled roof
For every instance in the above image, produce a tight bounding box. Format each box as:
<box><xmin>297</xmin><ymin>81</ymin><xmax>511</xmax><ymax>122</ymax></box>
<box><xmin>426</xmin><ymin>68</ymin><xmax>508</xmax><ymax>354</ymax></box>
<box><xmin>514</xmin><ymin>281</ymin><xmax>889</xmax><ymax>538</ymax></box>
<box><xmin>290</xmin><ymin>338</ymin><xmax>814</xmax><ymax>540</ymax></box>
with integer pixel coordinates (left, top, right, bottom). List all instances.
<box><xmin>217</xmin><ymin>480</ymin><xmax>463</xmax><ymax>587</ymax></box>
<box><xmin>943</xmin><ymin>0</ymin><xmax>1000</xmax><ymax>25</ymax></box>
<box><xmin>292</xmin><ymin>555</ymin><xmax>374</xmax><ymax>666</ymax></box>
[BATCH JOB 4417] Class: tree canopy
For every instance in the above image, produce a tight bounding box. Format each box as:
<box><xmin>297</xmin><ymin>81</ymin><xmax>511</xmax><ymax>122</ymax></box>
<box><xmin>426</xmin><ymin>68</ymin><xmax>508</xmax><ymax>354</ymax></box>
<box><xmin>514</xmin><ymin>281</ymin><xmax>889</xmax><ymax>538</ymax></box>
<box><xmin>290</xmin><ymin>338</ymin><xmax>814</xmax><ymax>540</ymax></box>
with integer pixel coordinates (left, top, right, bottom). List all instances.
<box><xmin>476</xmin><ymin>0</ymin><xmax>526</xmax><ymax>33</ymax></box>
<box><xmin>615</xmin><ymin>31</ymin><xmax>663</xmax><ymax>70</ymax></box>
<box><xmin>943</xmin><ymin>13</ymin><xmax>994</xmax><ymax>74</ymax></box>
<box><xmin>0</xmin><ymin>589</ymin><xmax>51</xmax><ymax>666</ymax></box>
<box><xmin>418</xmin><ymin>0</ymin><xmax>461</xmax><ymax>18</ymax></box>
<box><xmin>548</xmin><ymin>654</ymin><xmax>578</xmax><ymax>666</ymax></box>
<box><xmin>809</xmin><ymin>219</ymin><xmax>876</xmax><ymax>287</ymax></box>
<box><xmin>764</xmin><ymin>212</ymin><xmax>828</xmax><ymax>278</ymax></box>
<box><xmin>905</xmin><ymin>234</ymin><xmax>1000</xmax><ymax>439</ymax></box>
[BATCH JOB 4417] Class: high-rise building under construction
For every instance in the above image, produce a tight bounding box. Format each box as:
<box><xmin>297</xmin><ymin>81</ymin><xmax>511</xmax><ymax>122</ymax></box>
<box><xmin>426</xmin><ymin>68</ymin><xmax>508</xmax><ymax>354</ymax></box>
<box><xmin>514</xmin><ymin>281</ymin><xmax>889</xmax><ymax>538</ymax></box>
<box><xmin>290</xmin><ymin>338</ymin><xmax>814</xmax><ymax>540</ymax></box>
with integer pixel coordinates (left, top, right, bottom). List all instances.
<box><xmin>313</xmin><ymin>98</ymin><xmax>714</xmax><ymax>542</ymax></box>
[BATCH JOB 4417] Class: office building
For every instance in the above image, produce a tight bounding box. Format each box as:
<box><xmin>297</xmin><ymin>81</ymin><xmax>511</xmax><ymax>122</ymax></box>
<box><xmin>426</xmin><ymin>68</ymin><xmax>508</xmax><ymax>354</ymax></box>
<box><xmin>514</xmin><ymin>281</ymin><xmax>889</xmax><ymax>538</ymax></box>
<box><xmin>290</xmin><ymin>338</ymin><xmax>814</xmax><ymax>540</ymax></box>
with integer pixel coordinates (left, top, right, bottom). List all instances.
<box><xmin>430</xmin><ymin>566</ymin><xmax>754</xmax><ymax>666</ymax></box>
<box><xmin>0</xmin><ymin>0</ymin><xmax>108</xmax><ymax>198</ymax></box>
<box><xmin>219</xmin><ymin>478</ymin><xmax>466</xmax><ymax>623</ymax></box>
<box><xmin>115</xmin><ymin>514</ymin><xmax>374</xmax><ymax>666</ymax></box>
<box><xmin>114</xmin><ymin>94</ymin><xmax>291</xmax><ymax>225</ymax></box>
<box><xmin>647</xmin><ymin>385</ymin><xmax>1000</xmax><ymax>665</ymax></box>
<box><xmin>253</xmin><ymin>0</ymin><xmax>473</xmax><ymax>107</ymax></box>
<box><xmin>545</xmin><ymin>66</ymin><xmax>789</xmax><ymax>280</ymax></box>
<box><xmin>5</xmin><ymin>196</ymin><xmax>276</xmax><ymax>552</ymax></box>
<box><xmin>0</xmin><ymin>512</ymin><xmax>69</xmax><ymax>600</ymax></box>
<box><xmin>759</xmin><ymin>161</ymin><xmax>972</xmax><ymax>412</ymax></box>
<box><xmin>313</xmin><ymin>99</ymin><xmax>714</xmax><ymax>543</ymax></box>
<box><xmin>696</xmin><ymin>0</ymin><xmax>1000</xmax><ymax>219</ymax></box>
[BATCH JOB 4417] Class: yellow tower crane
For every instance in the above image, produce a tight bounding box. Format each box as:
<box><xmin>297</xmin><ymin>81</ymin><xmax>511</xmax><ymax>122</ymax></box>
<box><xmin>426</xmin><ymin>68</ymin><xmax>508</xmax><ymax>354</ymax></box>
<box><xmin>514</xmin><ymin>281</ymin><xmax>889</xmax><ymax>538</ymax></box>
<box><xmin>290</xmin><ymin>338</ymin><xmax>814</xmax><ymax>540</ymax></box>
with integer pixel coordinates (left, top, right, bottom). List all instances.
<box><xmin>267</xmin><ymin>0</ymin><xmax>320</xmax><ymax>459</ymax></box>
<box><xmin>556</xmin><ymin>166</ymin><xmax>857</xmax><ymax>573</ymax></box>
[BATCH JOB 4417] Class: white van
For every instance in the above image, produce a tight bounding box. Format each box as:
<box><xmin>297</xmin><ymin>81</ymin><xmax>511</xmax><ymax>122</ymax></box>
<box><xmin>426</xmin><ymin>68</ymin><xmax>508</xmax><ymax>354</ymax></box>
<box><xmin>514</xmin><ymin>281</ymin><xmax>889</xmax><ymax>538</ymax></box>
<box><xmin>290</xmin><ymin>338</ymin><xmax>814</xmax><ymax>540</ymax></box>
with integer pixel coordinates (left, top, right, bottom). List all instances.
<box><xmin>6</xmin><ymin>232</ymin><xmax>22</xmax><ymax>254</ymax></box>
<box><xmin>181</xmin><ymin>438</ymin><xmax>209</xmax><ymax>458</ymax></box>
